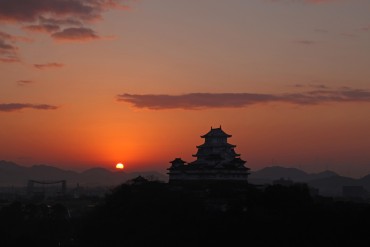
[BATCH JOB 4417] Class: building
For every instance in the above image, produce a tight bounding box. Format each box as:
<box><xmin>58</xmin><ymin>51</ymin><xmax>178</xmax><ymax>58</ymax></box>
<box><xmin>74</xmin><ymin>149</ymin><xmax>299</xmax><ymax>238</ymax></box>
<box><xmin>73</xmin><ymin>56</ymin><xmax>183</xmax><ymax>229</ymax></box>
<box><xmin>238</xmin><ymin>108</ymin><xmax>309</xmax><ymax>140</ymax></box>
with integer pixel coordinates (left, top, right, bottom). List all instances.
<box><xmin>168</xmin><ymin>126</ymin><xmax>250</xmax><ymax>183</ymax></box>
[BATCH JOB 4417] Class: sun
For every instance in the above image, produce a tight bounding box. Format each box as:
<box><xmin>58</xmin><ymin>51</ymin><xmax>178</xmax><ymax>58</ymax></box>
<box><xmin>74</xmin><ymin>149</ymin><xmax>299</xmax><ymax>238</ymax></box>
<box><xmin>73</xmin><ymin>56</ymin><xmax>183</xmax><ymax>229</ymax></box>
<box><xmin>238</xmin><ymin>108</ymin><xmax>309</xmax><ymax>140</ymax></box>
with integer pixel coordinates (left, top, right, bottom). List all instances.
<box><xmin>116</xmin><ymin>163</ymin><xmax>124</xmax><ymax>170</ymax></box>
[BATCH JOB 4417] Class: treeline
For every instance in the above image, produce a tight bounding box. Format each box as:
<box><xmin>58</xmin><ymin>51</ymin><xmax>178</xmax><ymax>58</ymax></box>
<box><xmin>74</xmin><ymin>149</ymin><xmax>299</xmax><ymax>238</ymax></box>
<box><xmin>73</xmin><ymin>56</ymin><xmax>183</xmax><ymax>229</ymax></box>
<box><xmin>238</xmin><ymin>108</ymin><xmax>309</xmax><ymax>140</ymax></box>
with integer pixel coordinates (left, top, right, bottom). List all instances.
<box><xmin>1</xmin><ymin>181</ymin><xmax>370</xmax><ymax>246</ymax></box>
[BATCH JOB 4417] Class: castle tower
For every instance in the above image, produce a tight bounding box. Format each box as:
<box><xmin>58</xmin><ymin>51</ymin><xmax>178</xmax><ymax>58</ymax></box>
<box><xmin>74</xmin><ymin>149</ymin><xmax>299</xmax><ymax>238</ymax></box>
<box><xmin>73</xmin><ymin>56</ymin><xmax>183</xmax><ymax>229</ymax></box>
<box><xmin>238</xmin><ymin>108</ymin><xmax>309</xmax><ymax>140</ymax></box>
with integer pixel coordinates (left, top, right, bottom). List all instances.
<box><xmin>168</xmin><ymin>127</ymin><xmax>250</xmax><ymax>183</ymax></box>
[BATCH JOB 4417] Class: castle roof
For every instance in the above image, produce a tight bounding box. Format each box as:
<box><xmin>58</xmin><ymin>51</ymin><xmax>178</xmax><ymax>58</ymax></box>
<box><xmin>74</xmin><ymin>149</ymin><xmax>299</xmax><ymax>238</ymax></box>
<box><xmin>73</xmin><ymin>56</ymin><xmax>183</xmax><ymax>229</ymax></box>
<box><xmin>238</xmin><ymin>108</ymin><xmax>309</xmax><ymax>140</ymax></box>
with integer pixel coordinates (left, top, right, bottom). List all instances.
<box><xmin>201</xmin><ymin>126</ymin><xmax>231</xmax><ymax>138</ymax></box>
<box><xmin>196</xmin><ymin>142</ymin><xmax>236</xmax><ymax>148</ymax></box>
<box><xmin>170</xmin><ymin>158</ymin><xmax>187</xmax><ymax>164</ymax></box>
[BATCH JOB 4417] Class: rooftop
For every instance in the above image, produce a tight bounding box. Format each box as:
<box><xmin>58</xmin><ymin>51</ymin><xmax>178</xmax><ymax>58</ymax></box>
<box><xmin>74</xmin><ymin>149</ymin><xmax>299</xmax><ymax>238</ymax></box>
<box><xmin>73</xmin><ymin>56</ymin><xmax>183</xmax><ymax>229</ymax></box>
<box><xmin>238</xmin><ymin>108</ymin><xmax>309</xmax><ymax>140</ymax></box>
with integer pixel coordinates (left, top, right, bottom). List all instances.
<box><xmin>201</xmin><ymin>126</ymin><xmax>232</xmax><ymax>138</ymax></box>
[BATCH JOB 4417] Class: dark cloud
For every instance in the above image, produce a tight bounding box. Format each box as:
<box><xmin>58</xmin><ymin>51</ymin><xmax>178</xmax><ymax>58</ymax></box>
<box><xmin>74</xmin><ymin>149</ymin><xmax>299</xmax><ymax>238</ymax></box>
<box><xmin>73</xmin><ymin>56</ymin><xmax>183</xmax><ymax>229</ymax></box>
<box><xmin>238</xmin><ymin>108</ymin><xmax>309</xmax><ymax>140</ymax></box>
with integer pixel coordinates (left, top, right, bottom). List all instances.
<box><xmin>118</xmin><ymin>93</ymin><xmax>279</xmax><ymax>110</ymax></box>
<box><xmin>0</xmin><ymin>31</ymin><xmax>32</xmax><ymax>43</ymax></box>
<box><xmin>0</xmin><ymin>39</ymin><xmax>20</xmax><ymax>63</ymax></box>
<box><xmin>51</xmin><ymin>27</ymin><xmax>99</xmax><ymax>41</ymax></box>
<box><xmin>17</xmin><ymin>80</ymin><xmax>34</xmax><ymax>86</ymax></box>
<box><xmin>0</xmin><ymin>103</ymin><xmax>59</xmax><ymax>112</ymax></box>
<box><xmin>33</xmin><ymin>62</ymin><xmax>64</xmax><ymax>69</ymax></box>
<box><xmin>0</xmin><ymin>0</ymin><xmax>129</xmax><ymax>62</ymax></box>
<box><xmin>0</xmin><ymin>30</ymin><xmax>33</xmax><ymax>63</ymax></box>
<box><xmin>0</xmin><ymin>0</ymin><xmax>126</xmax><ymax>23</ymax></box>
<box><xmin>39</xmin><ymin>16</ymin><xmax>82</xmax><ymax>26</ymax></box>
<box><xmin>23</xmin><ymin>24</ymin><xmax>61</xmax><ymax>33</ymax></box>
<box><xmin>292</xmin><ymin>84</ymin><xmax>328</xmax><ymax>89</ymax></box>
<box><xmin>22</xmin><ymin>16</ymin><xmax>83</xmax><ymax>33</ymax></box>
<box><xmin>117</xmin><ymin>88</ymin><xmax>370</xmax><ymax>110</ymax></box>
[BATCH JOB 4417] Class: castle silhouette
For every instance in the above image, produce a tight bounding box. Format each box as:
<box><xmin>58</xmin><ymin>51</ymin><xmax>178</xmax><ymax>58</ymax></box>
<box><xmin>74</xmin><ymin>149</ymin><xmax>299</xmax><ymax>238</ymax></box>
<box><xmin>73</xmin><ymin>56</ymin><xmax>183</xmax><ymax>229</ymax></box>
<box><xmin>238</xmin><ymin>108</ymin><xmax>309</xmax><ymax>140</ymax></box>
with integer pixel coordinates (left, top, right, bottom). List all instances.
<box><xmin>168</xmin><ymin>126</ymin><xmax>250</xmax><ymax>183</ymax></box>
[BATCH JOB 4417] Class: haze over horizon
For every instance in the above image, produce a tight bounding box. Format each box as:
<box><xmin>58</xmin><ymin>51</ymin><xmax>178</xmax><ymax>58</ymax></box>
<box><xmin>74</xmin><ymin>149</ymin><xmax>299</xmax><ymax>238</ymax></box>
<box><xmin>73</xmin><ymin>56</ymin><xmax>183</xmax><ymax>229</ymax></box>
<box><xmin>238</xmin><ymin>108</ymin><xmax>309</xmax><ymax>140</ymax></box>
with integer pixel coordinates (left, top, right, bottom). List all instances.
<box><xmin>1</xmin><ymin>0</ymin><xmax>370</xmax><ymax>178</ymax></box>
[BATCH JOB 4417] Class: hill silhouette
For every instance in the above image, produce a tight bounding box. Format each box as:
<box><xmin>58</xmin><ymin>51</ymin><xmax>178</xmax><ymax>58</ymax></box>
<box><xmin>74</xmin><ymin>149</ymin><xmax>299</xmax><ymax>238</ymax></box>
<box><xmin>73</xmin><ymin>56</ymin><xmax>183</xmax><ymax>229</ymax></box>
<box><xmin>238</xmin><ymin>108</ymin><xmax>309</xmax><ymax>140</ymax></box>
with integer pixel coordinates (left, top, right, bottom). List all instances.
<box><xmin>0</xmin><ymin>160</ymin><xmax>167</xmax><ymax>187</ymax></box>
<box><xmin>2</xmin><ymin>160</ymin><xmax>370</xmax><ymax>197</ymax></box>
<box><xmin>249</xmin><ymin>166</ymin><xmax>370</xmax><ymax>197</ymax></box>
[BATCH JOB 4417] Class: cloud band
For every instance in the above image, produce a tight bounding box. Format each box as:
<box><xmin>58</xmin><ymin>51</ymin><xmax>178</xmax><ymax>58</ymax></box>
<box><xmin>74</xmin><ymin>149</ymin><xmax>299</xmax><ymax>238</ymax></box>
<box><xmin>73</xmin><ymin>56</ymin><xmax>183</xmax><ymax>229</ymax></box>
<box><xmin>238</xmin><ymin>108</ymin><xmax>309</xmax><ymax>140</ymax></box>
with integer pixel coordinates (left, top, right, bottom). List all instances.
<box><xmin>0</xmin><ymin>103</ymin><xmax>59</xmax><ymax>112</ymax></box>
<box><xmin>117</xmin><ymin>88</ymin><xmax>370</xmax><ymax>110</ymax></box>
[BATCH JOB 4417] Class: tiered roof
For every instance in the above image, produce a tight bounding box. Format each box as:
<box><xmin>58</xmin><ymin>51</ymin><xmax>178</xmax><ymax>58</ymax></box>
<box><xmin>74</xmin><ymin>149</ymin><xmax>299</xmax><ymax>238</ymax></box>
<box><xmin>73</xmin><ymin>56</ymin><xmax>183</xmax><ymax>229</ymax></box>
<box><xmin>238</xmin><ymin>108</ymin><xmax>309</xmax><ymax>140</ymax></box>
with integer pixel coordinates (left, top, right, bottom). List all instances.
<box><xmin>201</xmin><ymin>126</ymin><xmax>232</xmax><ymax>138</ymax></box>
<box><xmin>168</xmin><ymin>126</ymin><xmax>250</xmax><ymax>182</ymax></box>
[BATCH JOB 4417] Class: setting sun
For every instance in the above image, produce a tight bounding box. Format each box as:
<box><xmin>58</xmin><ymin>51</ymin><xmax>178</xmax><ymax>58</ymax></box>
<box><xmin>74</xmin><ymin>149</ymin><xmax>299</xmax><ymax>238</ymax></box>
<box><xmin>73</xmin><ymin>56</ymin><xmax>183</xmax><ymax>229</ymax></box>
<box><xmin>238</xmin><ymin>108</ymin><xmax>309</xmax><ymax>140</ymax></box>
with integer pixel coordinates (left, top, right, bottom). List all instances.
<box><xmin>116</xmin><ymin>163</ymin><xmax>124</xmax><ymax>170</ymax></box>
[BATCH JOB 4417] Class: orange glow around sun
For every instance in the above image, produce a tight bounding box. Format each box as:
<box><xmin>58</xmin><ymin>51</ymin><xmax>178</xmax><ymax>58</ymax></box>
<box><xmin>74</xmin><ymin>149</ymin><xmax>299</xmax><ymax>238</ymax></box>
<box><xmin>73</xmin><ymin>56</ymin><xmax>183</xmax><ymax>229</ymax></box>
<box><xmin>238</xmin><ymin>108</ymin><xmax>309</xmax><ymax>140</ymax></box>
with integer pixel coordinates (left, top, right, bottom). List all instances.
<box><xmin>116</xmin><ymin>163</ymin><xmax>124</xmax><ymax>170</ymax></box>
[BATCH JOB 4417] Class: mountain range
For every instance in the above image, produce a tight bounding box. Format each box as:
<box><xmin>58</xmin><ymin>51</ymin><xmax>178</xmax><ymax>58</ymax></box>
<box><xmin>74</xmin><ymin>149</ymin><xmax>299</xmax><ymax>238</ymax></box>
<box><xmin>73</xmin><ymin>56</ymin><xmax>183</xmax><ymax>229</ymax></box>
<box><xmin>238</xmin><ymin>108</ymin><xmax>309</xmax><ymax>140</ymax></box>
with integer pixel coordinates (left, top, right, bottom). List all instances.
<box><xmin>249</xmin><ymin>166</ymin><xmax>370</xmax><ymax>196</ymax></box>
<box><xmin>1</xmin><ymin>160</ymin><xmax>370</xmax><ymax>197</ymax></box>
<box><xmin>0</xmin><ymin>160</ymin><xmax>168</xmax><ymax>188</ymax></box>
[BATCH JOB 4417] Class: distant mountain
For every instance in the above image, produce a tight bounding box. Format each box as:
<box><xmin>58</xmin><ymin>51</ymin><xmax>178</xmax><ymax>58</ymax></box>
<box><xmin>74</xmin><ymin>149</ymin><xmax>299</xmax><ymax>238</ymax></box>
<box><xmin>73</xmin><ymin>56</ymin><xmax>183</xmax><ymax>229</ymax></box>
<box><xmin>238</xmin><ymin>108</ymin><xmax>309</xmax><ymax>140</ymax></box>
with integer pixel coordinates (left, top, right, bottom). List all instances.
<box><xmin>248</xmin><ymin>166</ymin><xmax>360</xmax><ymax>197</ymax></box>
<box><xmin>307</xmin><ymin>170</ymin><xmax>338</xmax><ymax>181</ymax></box>
<box><xmin>249</xmin><ymin>166</ymin><xmax>339</xmax><ymax>183</ymax></box>
<box><xmin>249</xmin><ymin>166</ymin><xmax>309</xmax><ymax>183</ymax></box>
<box><xmin>0</xmin><ymin>160</ymin><xmax>167</xmax><ymax>187</ymax></box>
<box><xmin>2</xmin><ymin>160</ymin><xmax>368</xmax><ymax>198</ymax></box>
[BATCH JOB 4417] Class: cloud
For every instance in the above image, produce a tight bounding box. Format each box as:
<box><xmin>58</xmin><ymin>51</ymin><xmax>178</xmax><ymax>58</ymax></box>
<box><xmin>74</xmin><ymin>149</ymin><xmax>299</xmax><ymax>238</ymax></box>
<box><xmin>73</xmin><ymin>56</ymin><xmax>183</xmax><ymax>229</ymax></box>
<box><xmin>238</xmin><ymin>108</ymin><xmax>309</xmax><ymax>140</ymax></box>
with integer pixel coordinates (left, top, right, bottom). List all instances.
<box><xmin>361</xmin><ymin>26</ymin><xmax>370</xmax><ymax>32</ymax></box>
<box><xmin>291</xmin><ymin>84</ymin><xmax>328</xmax><ymax>89</ymax></box>
<box><xmin>118</xmin><ymin>93</ymin><xmax>278</xmax><ymax>110</ymax></box>
<box><xmin>0</xmin><ymin>39</ymin><xmax>20</xmax><ymax>63</ymax></box>
<box><xmin>0</xmin><ymin>103</ymin><xmax>59</xmax><ymax>112</ymax></box>
<box><xmin>51</xmin><ymin>27</ymin><xmax>99</xmax><ymax>41</ymax></box>
<box><xmin>22</xmin><ymin>16</ymin><xmax>83</xmax><ymax>33</ymax></box>
<box><xmin>23</xmin><ymin>24</ymin><xmax>61</xmax><ymax>33</ymax></box>
<box><xmin>0</xmin><ymin>0</ymin><xmax>127</xmax><ymax>23</ymax></box>
<box><xmin>117</xmin><ymin>88</ymin><xmax>370</xmax><ymax>110</ymax></box>
<box><xmin>0</xmin><ymin>0</ymin><xmax>130</xmax><ymax>62</ymax></box>
<box><xmin>33</xmin><ymin>62</ymin><xmax>64</xmax><ymax>69</ymax></box>
<box><xmin>17</xmin><ymin>80</ymin><xmax>34</xmax><ymax>86</ymax></box>
<box><xmin>0</xmin><ymin>31</ymin><xmax>25</xmax><ymax>63</ymax></box>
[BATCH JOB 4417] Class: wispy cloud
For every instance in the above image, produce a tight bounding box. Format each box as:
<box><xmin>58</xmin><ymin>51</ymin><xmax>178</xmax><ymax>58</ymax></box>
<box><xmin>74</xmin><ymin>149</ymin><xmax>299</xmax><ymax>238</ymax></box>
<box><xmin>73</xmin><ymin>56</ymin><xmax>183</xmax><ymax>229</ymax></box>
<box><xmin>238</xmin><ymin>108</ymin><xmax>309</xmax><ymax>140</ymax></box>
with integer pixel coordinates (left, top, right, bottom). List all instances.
<box><xmin>291</xmin><ymin>84</ymin><xmax>328</xmax><ymax>89</ymax></box>
<box><xmin>0</xmin><ymin>103</ymin><xmax>59</xmax><ymax>112</ymax></box>
<box><xmin>0</xmin><ymin>31</ymin><xmax>27</xmax><ymax>63</ymax></box>
<box><xmin>0</xmin><ymin>39</ymin><xmax>19</xmax><ymax>62</ymax></box>
<box><xmin>23</xmin><ymin>24</ymin><xmax>61</xmax><ymax>33</ymax></box>
<box><xmin>51</xmin><ymin>27</ymin><xmax>99</xmax><ymax>41</ymax></box>
<box><xmin>360</xmin><ymin>26</ymin><xmax>370</xmax><ymax>32</ymax></box>
<box><xmin>117</xmin><ymin>88</ymin><xmax>370</xmax><ymax>110</ymax></box>
<box><xmin>17</xmin><ymin>80</ymin><xmax>34</xmax><ymax>86</ymax></box>
<box><xmin>33</xmin><ymin>62</ymin><xmax>64</xmax><ymax>69</ymax></box>
<box><xmin>22</xmin><ymin>16</ymin><xmax>83</xmax><ymax>33</ymax></box>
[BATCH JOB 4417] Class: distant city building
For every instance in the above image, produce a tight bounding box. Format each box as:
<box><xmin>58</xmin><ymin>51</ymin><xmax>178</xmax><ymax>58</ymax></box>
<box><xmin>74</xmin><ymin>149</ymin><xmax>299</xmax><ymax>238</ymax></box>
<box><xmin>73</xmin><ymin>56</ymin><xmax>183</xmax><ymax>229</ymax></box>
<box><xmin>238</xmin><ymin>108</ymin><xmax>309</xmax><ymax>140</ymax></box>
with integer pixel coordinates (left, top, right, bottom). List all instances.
<box><xmin>168</xmin><ymin>126</ymin><xmax>250</xmax><ymax>183</ymax></box>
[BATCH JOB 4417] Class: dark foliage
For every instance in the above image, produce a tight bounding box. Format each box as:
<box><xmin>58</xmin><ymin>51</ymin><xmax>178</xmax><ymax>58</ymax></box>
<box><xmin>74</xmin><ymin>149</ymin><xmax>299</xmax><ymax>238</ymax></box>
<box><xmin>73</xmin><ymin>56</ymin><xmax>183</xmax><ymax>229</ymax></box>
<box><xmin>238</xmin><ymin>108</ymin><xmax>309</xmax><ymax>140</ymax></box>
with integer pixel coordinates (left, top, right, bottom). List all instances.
<box><xmin>1</xmin><ymin>182</ymin><xmax>370</xmax><ymax>246</ymax></box>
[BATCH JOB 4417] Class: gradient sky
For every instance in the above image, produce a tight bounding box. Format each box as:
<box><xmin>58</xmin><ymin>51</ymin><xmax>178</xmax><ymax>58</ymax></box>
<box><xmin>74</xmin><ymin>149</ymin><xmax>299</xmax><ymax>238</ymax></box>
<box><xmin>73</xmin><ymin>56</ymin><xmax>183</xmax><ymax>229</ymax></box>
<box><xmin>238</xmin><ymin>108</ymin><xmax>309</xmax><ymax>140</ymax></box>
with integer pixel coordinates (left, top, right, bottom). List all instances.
<box><xmin>1</xmin><ymin>0</ymin><xmax>370</xmax><ymax>177</ymax></box>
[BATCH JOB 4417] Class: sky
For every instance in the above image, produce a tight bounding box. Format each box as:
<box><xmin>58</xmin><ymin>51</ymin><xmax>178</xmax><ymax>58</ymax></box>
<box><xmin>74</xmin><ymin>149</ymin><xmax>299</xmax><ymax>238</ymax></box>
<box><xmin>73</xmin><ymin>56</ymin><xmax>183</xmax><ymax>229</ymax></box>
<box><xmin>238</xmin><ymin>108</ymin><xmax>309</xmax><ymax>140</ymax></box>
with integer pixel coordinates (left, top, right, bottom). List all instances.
<box><xmin>1</xmin><ymin>0</ymin><xmax>370</xmax><ymax>178</ymax></box>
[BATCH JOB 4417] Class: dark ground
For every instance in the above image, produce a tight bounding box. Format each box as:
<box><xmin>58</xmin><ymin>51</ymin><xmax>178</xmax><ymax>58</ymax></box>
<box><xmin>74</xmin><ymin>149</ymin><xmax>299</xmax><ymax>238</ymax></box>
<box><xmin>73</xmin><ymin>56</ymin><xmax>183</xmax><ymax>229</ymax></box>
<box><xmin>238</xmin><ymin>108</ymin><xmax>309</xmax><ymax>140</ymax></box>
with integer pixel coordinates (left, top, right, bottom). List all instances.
<box><xmin>1</xmin><ymin>181</ymin><xmax>370</xmax><ymax>247</ymax></box>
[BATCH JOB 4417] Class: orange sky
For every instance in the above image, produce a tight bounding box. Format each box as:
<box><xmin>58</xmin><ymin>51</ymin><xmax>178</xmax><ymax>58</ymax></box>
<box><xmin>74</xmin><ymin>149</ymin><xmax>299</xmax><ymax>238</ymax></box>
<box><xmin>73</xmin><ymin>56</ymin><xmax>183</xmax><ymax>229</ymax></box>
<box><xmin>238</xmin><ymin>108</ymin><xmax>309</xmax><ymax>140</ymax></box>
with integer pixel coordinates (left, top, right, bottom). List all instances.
<box><xmin>1</xmin><ymin>0</ymin><xmax>370</xmax><ymax>177</ymax></box>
